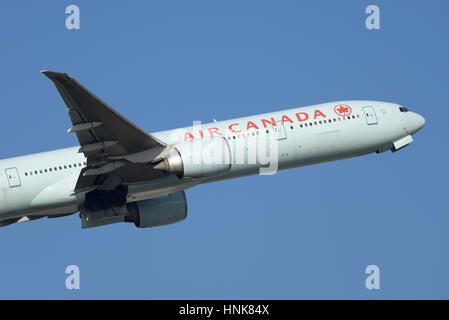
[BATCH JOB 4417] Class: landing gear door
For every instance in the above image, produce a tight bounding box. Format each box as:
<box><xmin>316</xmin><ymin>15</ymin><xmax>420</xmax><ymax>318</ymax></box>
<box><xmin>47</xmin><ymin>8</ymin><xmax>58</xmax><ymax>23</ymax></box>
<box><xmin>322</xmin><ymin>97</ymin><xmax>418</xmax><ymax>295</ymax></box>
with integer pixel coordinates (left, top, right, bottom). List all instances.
<box><xmin>363</xmin><ymin>106</ymin><xmax>378</xmax><ymax>125</ymax></box>
<box><xmin>5</xmin><ymin>168</ymin><xmax>21</xmax><ymax>188</ymax></box>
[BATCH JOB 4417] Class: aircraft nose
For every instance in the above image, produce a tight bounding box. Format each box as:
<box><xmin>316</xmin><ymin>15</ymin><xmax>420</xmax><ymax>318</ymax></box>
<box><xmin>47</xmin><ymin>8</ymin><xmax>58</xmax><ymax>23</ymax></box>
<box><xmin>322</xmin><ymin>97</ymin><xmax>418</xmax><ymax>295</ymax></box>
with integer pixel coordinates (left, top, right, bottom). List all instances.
<box><xmin>408</xmin><ymin>112</ymin><xmax>426</xmax><ymax>134</ymax></box>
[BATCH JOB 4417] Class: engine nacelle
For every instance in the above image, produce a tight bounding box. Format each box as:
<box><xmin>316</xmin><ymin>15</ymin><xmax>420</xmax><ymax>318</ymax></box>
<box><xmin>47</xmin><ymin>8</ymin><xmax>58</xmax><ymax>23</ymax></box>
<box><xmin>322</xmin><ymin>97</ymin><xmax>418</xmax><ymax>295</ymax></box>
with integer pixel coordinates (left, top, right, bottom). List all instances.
<box><xmin>126</xmin><ymin>191</ymin><xmax>187</xmax><ymax>228</ymax></box>
<box><xmin>154</xmin><ymin>137</ymin><xmax>232</xmax><ymax>178</ymax></box>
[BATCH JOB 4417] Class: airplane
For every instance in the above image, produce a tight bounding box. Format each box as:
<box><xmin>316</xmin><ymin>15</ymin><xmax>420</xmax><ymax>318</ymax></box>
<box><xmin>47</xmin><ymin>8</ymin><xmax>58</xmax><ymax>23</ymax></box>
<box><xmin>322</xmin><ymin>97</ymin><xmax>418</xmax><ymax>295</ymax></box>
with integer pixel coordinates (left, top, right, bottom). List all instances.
<box><xmin>0</xmin><ymin>71</ymin><xmax>425</xmax><ymax>229</ymax></box>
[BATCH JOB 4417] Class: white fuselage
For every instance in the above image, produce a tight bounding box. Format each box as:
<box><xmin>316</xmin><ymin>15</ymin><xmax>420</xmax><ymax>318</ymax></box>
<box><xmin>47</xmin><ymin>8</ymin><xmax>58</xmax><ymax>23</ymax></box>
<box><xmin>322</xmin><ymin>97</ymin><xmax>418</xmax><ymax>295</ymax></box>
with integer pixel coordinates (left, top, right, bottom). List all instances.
<box><xmin>0</xmin><ymin>100</ymin><xmax>425</xmax><ymax>221</ymax></box>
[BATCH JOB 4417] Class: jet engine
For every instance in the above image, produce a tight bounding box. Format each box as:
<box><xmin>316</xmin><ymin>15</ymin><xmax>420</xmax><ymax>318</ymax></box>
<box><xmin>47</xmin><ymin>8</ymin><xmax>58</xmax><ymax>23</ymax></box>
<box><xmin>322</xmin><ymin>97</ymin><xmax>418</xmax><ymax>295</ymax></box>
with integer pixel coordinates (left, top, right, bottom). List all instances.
<box><xmin>125</xmin><ymin>191</ymin><xmax>187</xmax><ymax>228</ymax></box>
<box><xmin>80</xmin><ymin>191</ymin><xmax>187</xmax><ymax>228</ymax></box>
<box><xmin>154</xmin><ymin>136</ymin><xmax>232</xmax><ymax>178</ymax></box>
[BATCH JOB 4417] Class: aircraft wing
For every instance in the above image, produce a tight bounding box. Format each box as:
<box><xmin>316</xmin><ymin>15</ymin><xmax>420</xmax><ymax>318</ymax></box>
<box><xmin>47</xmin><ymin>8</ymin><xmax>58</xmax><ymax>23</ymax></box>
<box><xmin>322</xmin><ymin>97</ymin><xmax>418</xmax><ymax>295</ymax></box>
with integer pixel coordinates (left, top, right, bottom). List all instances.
<box><xmin>42</xmin><ymin>71</ymin><xmax>170</xmax><ymax>192</ymax></box>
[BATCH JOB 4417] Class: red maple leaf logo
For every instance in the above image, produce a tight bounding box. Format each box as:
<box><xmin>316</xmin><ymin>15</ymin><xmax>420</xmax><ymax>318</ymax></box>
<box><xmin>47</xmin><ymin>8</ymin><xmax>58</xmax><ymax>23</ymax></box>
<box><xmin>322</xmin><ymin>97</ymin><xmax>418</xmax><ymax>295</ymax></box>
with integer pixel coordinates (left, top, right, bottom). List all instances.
<box><xmin>337</xmin><ymin>106</ymin><xmax>349</xmax><ymax>114</ymax></box>
<box><xmin>334</xmin><ymin>104</ymin><xmax>352</xmax><ymax>116</ymax></box>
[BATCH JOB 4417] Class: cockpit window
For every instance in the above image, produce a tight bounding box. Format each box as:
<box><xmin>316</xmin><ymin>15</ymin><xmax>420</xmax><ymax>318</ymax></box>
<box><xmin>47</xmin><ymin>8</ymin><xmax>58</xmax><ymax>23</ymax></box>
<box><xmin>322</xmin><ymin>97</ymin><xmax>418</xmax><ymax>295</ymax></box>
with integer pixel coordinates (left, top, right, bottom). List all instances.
<box><xmin>399</xmin><ymin>107</ymin><xmax>409</xmax><ymax>112</ymax></box>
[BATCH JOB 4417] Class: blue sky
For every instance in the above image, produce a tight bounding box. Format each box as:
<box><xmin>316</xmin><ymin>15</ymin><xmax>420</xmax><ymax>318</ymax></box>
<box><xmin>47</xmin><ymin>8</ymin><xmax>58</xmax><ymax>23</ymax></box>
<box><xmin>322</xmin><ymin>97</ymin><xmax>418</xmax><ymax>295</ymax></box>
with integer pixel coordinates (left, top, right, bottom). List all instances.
<box><xmin>0</xmin><ymin>0</ymin><xmax>447</xmax><ymax>299</ymax></box>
